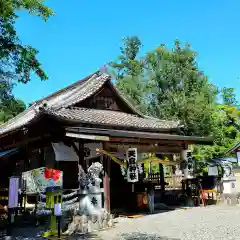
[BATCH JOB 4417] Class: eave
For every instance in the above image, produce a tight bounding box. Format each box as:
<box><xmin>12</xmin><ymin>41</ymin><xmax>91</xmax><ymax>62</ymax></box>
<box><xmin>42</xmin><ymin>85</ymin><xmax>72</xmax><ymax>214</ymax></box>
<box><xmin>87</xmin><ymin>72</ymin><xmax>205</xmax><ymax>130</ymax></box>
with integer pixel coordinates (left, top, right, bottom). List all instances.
<box><xmin>65</xmin><ymin>126</ymin><xmax>213</xmax><ymax>145</ymax></box>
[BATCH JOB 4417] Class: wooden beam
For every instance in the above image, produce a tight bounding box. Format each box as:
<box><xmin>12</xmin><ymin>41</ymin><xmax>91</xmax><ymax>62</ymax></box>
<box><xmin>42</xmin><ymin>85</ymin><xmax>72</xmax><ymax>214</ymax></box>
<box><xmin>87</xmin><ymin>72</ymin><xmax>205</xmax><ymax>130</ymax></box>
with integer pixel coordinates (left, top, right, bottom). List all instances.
<box><xmin>106</xmin><ymin>143</ymin><xmax>183</xmax><ymax>154</ymax></box>
<box><xmin>71</xmin><ymin>141</ymin><xmax>81</xmax><ymax>158</ymax></box>
<box><xmin>39</xmin><ymin>137</ymin><xmax>45</xmax><ymax>167</ymax></box>
<box><xmin>65</xmin><ymin>127</ymin><xmax>213</xmax><ymax>144</ymax></box>
<box><xmin>0</xmin><ymin>135</ymin><xmax>51</xmax><ymax>150</ymax></box>
<box><xmin>66</xmin><ymin>132</ymin><xmax>109</xmax><ymax>141</ymax></box>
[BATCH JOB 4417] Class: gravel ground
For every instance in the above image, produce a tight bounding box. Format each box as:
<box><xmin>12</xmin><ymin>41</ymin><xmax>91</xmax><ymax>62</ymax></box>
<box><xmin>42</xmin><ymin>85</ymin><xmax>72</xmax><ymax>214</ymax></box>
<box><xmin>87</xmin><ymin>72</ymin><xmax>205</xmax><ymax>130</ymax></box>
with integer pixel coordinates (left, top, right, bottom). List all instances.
<box><xmin>99</xmin><ymin>205</ymin><xmax>240</xmax><ymax>240</ymax></box>
<box><xmin>2</xmin><ymin>205</ymin><xmax>240</xmax><ymax>239</ymax></box>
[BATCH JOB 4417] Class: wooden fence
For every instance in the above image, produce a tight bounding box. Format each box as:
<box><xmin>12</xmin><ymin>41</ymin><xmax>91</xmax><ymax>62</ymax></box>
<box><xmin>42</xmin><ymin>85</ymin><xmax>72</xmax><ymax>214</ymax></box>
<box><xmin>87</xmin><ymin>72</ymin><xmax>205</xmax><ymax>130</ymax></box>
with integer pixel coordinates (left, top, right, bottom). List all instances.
<box><xmin>146</xmin><ymin>173</ymin><xmax>183</xmax><ymax>189</ymax></box>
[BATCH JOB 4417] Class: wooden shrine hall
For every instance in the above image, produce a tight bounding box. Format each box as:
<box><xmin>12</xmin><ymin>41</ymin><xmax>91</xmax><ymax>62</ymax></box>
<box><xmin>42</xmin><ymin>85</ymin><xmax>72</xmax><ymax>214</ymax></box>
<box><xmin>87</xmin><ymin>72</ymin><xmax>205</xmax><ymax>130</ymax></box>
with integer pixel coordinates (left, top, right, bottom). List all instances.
<box><xmin>0</xmin><ymin>70</ymin><xmax>212</xmax><ymax>212</ymax></box>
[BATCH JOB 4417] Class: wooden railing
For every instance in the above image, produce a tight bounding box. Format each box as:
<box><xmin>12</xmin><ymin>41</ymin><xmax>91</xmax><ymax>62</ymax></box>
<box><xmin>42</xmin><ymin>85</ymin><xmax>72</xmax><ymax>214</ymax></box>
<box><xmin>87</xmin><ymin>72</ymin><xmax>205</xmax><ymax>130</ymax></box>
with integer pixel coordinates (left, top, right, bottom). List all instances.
<box><xmin>147</xmin><ymin>173</ymin><xmax>161</xmax><ymax>182</ymax></box>
<box><xmin>146</xmin><ymin>174</ymin><xmax>183</xmax><ymax>189</ymax></box>
<box><xmin>165</xmin><ymin>176</ymin><xmax>183</xmax><ymax>189</ymax></box>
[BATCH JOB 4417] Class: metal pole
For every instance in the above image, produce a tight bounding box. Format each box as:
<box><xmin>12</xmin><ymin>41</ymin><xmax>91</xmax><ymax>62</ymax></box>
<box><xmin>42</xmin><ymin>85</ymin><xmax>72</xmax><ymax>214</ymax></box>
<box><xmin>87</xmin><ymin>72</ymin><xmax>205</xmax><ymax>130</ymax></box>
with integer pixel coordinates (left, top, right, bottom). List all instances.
<box><xmin>57</xmin><ymin>216</ymin><xmax>61</xmax><ymax>238</ymax></box>
<box><xmin>6</xmin><ymin>208</ymin><xmax>13</xmax><ymax>237</ymax></box>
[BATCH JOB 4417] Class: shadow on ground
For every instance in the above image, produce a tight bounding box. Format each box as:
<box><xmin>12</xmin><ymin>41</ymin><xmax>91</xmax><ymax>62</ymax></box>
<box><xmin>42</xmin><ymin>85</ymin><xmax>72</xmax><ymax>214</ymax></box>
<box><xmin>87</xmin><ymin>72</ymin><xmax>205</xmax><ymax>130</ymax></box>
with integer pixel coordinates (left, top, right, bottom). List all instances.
<box><xmin>119</xmin><ymin>232</ymin><xmax>180</xmax><ymax>240</ymax></box>
<box><xmin>71</xmin><ymin>232</ymin><xmax>180</xmax><ymax>240</ymax></box>
<box><xmin>0</xmin><ymin>230</ymin><xmax>180</xmax><ymax>240</ymax></box>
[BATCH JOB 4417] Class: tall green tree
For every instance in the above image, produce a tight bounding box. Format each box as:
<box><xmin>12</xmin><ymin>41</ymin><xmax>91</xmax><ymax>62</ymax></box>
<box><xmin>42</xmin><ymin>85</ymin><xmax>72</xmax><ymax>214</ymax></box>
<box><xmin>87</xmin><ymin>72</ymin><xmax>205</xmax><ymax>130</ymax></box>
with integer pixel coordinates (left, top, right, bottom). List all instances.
<box><xmin>112</xmin><ymin>37</ymin><xmax>217</xmax><ymax>137</ymax></box>
<box><xmin>1</xmin><ymin>0</ymin><xmax>54</xmax><ymax>84</ymax></box>
<box><xmin>145</xmin><ymin>41</ymin><xmax>218</xmax><ymax>136</ymax></box>
<box><xmin>0</xmin><ymin>0</ymin><xmax>54</xmax><ymax>122</ymax></box>
<box><xmin>109</xmin><ymin>36</ymin><xmax>147</xmax><ymax>112</ymax></box>
<box><xmin>112</xmin><ymin>37</ymin><xmax>240</xmax><ymax>160</ymax></box>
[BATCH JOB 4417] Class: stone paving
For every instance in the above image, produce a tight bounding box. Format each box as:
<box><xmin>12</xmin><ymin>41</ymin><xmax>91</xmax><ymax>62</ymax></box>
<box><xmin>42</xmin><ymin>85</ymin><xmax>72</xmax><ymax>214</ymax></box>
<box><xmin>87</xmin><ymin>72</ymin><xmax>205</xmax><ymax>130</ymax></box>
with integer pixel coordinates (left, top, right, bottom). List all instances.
<box><xmin>99</xmin><ymin>205</ymin><xmax>240</xmax><ymax>240</ymax></box>
<box><xmin>2</xmin><ymin>205</ymin><xmax>240</xmax><ymax>239</ymax></box>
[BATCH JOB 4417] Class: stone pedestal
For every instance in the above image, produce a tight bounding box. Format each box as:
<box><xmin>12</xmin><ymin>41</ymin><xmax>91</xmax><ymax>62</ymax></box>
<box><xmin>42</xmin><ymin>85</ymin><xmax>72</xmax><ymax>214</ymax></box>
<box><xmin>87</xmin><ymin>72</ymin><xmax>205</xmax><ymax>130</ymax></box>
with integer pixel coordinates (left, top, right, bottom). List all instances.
<box><xmin>79</xmin><ymin>187</ymin><xmax>102</xmax><ymax>216</ymax></box>
<box><xmin>221</xmin><ymin>177</ymin><xmax>239</xmax><ymax>205</ymax></box>
<box><xmin>63</xmin><ymin>209</ymin><xmax>113</xmax><ymax>235</ymax></box>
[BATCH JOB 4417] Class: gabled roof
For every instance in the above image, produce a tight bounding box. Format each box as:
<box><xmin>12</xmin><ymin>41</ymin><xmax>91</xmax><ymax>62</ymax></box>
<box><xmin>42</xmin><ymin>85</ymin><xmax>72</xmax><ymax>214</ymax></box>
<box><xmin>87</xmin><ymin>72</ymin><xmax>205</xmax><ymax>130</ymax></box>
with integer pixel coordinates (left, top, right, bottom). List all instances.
<box><xmin>0</xmin><ymin>71</ymin><xmax>180</xmax><ymax>137</ymax></box>
<box><xmin>34</xmin><ymin>71</ymin><xmax>110</xmax><ymax>110</ymax></box>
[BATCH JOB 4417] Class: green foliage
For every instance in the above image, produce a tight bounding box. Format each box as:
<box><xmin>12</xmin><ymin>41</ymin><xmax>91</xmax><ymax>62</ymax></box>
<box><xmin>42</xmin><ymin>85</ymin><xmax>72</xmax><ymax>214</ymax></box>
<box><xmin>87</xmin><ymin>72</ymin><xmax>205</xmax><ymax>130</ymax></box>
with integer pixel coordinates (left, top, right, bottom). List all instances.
<box><xmin>0</xmin><ymin>0</ymin><xmax>53</xmax><ymax>122</ymax></box>
<box><xmin>1</xmin><ymin>0</ymin><xmax>53</xmax><ymax>21</ymax></box>
<box><xmin>0</xmin><ymin>0</ymin><xmax>54</xmax><ymax>84</ymax></box>
<box><xmin>194</xmin><ymin>101</ymin><xmax>240</xmax><ymax>160</ymax></box>
<box><xmin>221</xmin><ymin>87</ymin><xmax>238</xmax><ymax>106</ymax></box>
<box><xmin>145</xmin><ymin>41</ymin><xmax>218</xmax><ymax>136</ymax></box>
<box><xmin>0</xmin><ymin>98</ymin><xmax>26</xmax><ymax>123</ymax></box>
<box><xmin>111</xmin><ymin>36</ymin><xmax>240</xmax><ymax>161</ymax></box>
<box><xmin>110</xmin><ymin>36</ymin><xmax>143</xmax><ymax>78</ymax></box>
<box><xmin>109</xmin><ymin>36</ymin><xmax>147</xmax><ymax>112</ymax></box>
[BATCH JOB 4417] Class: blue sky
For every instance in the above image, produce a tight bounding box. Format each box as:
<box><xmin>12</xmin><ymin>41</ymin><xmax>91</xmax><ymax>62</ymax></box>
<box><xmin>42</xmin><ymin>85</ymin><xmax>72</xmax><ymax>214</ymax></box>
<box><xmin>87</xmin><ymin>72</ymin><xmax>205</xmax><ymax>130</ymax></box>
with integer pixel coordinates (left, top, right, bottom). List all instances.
<box><xmin>13</xmin><ymin>0</ymin><xmax>240</xmax><ymax>104</ymax></box>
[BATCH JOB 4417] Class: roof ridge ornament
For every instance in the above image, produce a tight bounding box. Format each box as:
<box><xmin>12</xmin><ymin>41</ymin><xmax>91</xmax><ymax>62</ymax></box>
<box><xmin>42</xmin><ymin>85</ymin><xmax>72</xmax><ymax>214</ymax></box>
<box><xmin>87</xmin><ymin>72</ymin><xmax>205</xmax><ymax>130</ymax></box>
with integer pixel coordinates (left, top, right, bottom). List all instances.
<box><xmin>99</xmin><ymin>64</ymin><xmax>108</xmax><ymax>74</ymax></box>
<box><xmin>38</xmin><ymin>100</ymin><xmax>50</xmax><ymax>112</ymax></box>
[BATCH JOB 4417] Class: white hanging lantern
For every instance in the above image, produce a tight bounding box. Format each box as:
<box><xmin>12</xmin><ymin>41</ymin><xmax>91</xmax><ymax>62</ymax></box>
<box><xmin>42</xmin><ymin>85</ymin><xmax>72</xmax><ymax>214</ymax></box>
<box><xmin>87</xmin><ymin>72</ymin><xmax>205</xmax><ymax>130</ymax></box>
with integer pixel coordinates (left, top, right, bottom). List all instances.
<box><xmin>126</xmin><ymin>148</ymin><xmax>138</xmax><ymax>183</ymax></box>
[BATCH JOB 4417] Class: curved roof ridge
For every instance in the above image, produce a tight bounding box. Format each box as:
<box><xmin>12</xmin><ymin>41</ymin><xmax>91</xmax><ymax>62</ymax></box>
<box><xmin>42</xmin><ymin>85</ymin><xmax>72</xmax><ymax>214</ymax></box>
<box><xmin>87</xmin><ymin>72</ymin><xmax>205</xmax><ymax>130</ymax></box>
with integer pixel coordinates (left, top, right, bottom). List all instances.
<box><xmin>59</xmin><ymin>72</ymin><xmax>110</xmax><ymax>109</ymax></box>
<box><xmin>0</xmin><ymin>103</ymin><xmax>39</xmax><ymax>135</ymax></box>
<box><xmin>33</xmin><ymin>71</ymin><xmax>98</xmax><ymax>105</ymax></box>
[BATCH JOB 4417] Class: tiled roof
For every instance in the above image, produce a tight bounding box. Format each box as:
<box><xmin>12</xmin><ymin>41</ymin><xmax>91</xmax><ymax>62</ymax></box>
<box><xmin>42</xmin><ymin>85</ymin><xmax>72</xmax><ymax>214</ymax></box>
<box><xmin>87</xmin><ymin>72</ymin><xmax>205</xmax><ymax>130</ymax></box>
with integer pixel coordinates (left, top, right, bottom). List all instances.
<box><xmin>35</xmin><ymin>71</ymin><xmax>110</xmax><ymax>110</ymax></box>
<box><xmin>0</xmin><ymin>71</ymin><xmax>180</xmax><ymax>136</ymax></box>
<box><xmin>0</xmin><ymin>72</ymin><xmax>110</xmax><ymax>135</ymax></box>
<box><xmin>50</xmin><ymin>107</ymin><xmax>179</xmax><ymax>130</ymax></box>
<box><xmin>0</xmin><ymin>105</ymin><xmax>39</xmax><ymax>136</ymax></box>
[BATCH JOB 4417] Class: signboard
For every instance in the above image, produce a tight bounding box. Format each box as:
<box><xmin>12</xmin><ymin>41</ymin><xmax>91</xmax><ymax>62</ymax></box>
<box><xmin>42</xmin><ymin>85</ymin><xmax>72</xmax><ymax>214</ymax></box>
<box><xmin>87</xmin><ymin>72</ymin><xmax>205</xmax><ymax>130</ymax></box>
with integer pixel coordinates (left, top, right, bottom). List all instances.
<box><xmin>126</xmin><ymin>148</ymin><xmax>138</xmax><ymax>183</ymax></box>
<box><xmin>22</xmin><ymin>167</ymin><xmax>63</xmax><ymax>194</ymax></box>
<box><xmin>8</xmin><ymin>177</ymin><xmax>19</xmax><ymax>208</ymax></box>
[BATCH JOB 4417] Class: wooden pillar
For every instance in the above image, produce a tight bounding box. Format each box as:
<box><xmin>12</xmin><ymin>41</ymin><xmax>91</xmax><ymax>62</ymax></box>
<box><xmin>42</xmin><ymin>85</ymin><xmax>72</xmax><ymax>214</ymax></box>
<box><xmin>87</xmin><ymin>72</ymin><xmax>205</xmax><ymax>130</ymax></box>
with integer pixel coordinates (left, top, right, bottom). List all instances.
<box><xmin>159</xmin><ymin>164</ymin><xmax>165</xmax><ymax>191</ymax></box>
<box><xmin>23</xmin><ymin>145</ymin><xmax>29</xmax><ymax>172</ymax></box>
<box><xmin>78</xmin><ymin>140</ymin><xmax>85</xmax><ymax>167</ymax></box>
<box><xmin>39</xmin><ymin>138</ymin><xmax>45</xmax><ymax>167</ymax></box>
<box><xmin>181</xmin><ymin>148</ymin><xmax>188</xmax><ymax>179</ymax></box>
<box><xmin>103</xmin><ymin>142</ymin><xmax>111</xmax><ymax>213</ymax></box>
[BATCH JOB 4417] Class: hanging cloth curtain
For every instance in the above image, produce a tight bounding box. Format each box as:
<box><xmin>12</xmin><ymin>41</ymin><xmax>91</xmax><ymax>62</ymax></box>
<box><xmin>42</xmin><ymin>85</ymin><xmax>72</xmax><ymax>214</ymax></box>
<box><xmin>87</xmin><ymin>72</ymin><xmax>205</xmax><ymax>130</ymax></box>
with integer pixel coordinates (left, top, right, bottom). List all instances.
<box><xmin>51</xmin><ymin>142</ymin><xmax>79</xmax><ymax>162</ymax></box>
